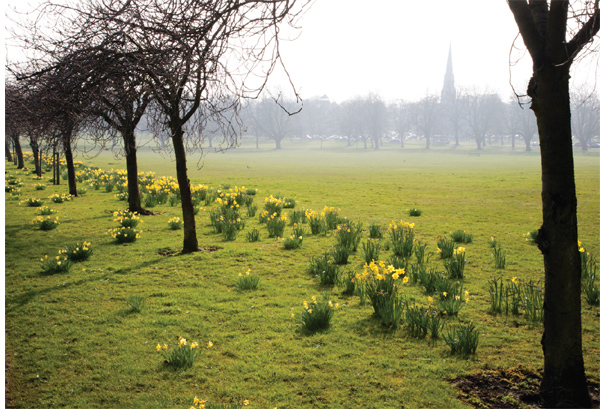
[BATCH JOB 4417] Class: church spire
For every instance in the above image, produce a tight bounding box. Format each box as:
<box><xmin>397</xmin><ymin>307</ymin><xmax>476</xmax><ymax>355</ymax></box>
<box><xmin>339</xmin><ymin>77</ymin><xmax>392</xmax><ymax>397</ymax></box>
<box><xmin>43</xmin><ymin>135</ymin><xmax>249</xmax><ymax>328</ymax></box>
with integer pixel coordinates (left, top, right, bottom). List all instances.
<box><xmin>441</xmin><ymin>45</ymin><xmax>456</xmax><ymax>105</ymax></box>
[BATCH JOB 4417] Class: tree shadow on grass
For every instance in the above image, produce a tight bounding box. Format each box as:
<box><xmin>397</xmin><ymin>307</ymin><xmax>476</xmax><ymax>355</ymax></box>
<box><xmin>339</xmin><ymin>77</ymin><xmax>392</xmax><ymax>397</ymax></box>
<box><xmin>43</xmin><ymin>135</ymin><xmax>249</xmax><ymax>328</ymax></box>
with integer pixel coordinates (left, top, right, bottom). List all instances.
<box><xmin>5</xmin><ymin>256</ymin><xmax>170</xmax><ymax>314</ymax></box>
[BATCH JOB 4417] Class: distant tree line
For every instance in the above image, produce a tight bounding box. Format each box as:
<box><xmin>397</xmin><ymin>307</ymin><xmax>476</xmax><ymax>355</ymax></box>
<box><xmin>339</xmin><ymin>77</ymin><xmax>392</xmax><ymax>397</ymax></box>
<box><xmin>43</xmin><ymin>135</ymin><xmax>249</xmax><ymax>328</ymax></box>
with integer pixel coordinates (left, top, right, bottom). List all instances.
<box><xmin>238</xmin><ymin>87</ymin><xmax>599</xmax><ymax>152</ymax></box>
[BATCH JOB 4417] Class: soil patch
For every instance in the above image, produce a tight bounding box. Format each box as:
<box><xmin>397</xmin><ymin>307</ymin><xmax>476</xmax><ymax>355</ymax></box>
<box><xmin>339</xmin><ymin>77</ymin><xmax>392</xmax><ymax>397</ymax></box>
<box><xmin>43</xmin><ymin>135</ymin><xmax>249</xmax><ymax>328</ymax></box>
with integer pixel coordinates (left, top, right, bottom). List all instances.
<box><xmin>451</xmin><ymin>366</ymin><xmax>599</xmax><ymax>409</ymax></box>
<box><xmin>158</xmin><ymin>246</ymin><xmax>222</xmax><ymax>256</ymax></box>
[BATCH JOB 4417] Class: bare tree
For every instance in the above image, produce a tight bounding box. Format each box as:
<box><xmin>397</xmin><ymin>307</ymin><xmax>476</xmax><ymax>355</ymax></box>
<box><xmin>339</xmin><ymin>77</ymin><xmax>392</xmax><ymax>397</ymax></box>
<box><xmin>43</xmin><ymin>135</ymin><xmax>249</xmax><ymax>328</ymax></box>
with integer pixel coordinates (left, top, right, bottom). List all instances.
<box><xmin>413</xmin><ymin>94</ymin><xmax>439</xmax><ymax>149</ymax></box>
<box><xmin>571</xmin><ymin>87</ymin><xmax>600</xmax><ymax>151</ymax></box>
<box><xmin>247</xmin><ymin>95</ymin><xmax>299</xmax><ymax>150</ymax></box>
<box><xmin>389</xmin><ymin>101</ymin><xmax>411</xmax><ymax>148</ymax></box>
<box><xmin>508</xmin><ymin>1</ymin><xmax>600</xmax><ymax>406</ymax></box>
<box><xmin>462</xmin><ymin>90</ymin><xmax>503</xmax><ymax>150</ymax></box>
<box><xmin>508</xmin><ymin>95</ymin><xmax>538</xmax><ymax>151</ymax></box>
<box><xmin>91</xmin><ymin>0</ymin><xmax>308</xmax><ymax>253</ymax></box>
<box><xmin>5</xmin><ymin>81</ymin><xmax>26</xmax><ymax>169</ymax></box>
<box><xmin>362</xmin><ymin>93</ymin><xmax>387</xmax><ymax>150</ymax></box>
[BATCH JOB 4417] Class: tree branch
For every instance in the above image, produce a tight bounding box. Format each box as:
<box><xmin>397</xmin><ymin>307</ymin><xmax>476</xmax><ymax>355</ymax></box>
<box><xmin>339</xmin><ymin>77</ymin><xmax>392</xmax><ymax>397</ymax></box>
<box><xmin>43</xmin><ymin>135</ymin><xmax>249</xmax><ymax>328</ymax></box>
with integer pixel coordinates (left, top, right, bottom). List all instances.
<box><xmin>508</xmin><ymin>0</ymin><xmax>546</xmax><ymax>69</ymax></box>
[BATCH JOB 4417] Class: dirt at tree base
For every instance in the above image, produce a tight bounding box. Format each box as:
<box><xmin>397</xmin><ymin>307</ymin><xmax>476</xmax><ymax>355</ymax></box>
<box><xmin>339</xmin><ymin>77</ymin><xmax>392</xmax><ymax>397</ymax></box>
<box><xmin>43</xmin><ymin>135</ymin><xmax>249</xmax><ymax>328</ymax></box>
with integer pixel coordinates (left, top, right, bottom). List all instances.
<box><xmin>451</xmin><ymin>366</ymin><xmax>599</xmax><ymax>409</ymax></box>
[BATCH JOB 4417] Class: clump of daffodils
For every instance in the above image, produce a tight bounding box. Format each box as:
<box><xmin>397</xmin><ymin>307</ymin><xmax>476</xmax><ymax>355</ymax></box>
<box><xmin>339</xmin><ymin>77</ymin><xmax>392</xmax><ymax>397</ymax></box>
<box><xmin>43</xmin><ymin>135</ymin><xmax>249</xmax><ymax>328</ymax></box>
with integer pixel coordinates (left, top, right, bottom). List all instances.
<box><xmin>33</xmin><ymin>215</ymin><xmax>59</xmax><ymax>231</ymax></box>
<box><xmin>64</xmin><ymin>241</ymin><xmax>93</xmax><ymax>262</ymax></box>
<box><xmin>168</xmin><ymin>217</ymin><xmax>183</xmax><ymax>230</ymax></box>
<box><xmin>157</xmin><ymin>337</ymin><xmax>212</xmax><ymax>369</ymax></box>
<box><xmin>113</xmin><ymin>209</ymin><xmax>143</xmax><ymax>228</ymax></box>
<box><xmin>40</xmin><ymin>253</ymin><xmax>72</xmax><ymax>275</ymax></box>
<box><xmin>107</xmin><ymin>227</ymin><xmax>142</xmax><ymax>243</ymax></box>
<box><xmin>48</xmin><ymin>193</ymin><xmax>72</xmax><ymax>203</ymax></box>
<box><xmin>294</xmin><ymin>293</ymin><xmax>338</xmax><ymax>333</ymax></box>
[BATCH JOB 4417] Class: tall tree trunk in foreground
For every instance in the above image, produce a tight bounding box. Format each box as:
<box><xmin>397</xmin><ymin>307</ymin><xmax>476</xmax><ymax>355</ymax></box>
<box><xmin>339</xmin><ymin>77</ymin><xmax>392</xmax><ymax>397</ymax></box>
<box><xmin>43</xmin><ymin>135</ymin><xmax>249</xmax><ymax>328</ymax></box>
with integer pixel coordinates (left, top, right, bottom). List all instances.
<box><xmin>5</xmin><ymin>139</ymin><xmax>13</xmax><ymax>162</ymax></box>
<box><xmin>12</xmin><ymin>134</ymin><xmax>24</xmax><ymax>169</ymax></box>
<box><xmin>508</xmin><ymin>1</ymin><xmax>599</xmax><ymax>407</ymax></box>
<box><xmin>62</xmin><ymin>129</ymin><xmax>78</xmax><ymax>197</ymax></box>
<box><xmin>122</xmin><ymin>127</ymin><xmax>148</xmax><ymax>215</ymax></box>
<box><xmin>171</xmin><ymin>125</ymin><xmax>198</xmax><ymax>254</ymax></box>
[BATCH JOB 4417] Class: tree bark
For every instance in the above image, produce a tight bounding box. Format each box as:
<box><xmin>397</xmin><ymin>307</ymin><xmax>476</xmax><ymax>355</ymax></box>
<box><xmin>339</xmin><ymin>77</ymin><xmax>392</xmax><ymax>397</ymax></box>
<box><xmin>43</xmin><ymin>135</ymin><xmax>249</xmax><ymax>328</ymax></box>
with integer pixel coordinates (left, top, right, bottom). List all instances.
<box><xmin>122</xmin><ymin>128</ymin><xmax>149</xmax><ymax>215</ymax></box>
<box><xmin>63</xmin><ymin>130</ymin><xmax>78</xmax><ymax>197</ymax></box>
<box><xmin>274</xmin><ymin>137</ymin><xmax>282</xmax><ymax>149</ymax></box>
<box><xmin>30</xmin><ymin>138</ymin><xmax>41</xmax><ymax>176</ymax></box>
<box><xmin>13</xmin><ymin>134</ymin><xmax>24</xmax><ymax>169</ymax></box>
<box><xmin>5</xmin><ymin>139</ymin><xmax>13</xmax><ymax>162</ymax></box>
<box><xmin>172</xmin><ymin>126</ymin><xmax>198</xmax><ymax>254</ymax></box>
<box><xmin>532</xmin><ymin>65</ymin><xmax>591</xmax><ymax>409</ymax></box>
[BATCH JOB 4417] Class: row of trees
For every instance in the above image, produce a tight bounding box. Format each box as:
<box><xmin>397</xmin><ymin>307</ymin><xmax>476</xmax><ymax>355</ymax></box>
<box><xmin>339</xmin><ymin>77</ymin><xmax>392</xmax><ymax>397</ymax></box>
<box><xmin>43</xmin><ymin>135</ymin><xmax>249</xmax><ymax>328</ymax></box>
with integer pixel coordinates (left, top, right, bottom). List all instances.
<box><xmin>241</xmin><ymin>87</ymin><xmax>599</xmax><ymax>151</ymax></box>
<box><xmin>6</xmin><ymin>0</ymin><xmax>310</xmax><ymax>254</ymax></box>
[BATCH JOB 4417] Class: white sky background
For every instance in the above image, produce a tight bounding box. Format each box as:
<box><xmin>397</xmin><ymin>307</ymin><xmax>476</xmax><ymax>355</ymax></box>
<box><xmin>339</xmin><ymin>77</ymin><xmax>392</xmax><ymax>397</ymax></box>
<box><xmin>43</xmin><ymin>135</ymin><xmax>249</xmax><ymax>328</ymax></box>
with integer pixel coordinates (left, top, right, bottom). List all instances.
<box><xmin>269</xmin><ymin>0</ymin><xmax>599</xmax><ymax>103</ymax></box>
<box><xmin>4</xmin><ymin>0</ymin><xmax>599</xmax><ymax>103</ymax></box>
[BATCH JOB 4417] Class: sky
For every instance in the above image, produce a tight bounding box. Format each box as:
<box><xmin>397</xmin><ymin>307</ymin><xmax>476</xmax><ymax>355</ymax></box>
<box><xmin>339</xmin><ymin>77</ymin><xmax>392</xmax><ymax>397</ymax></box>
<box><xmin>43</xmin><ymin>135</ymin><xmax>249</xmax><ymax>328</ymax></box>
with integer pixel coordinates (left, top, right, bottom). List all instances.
<box><xmin>268</xmin><ymin>0</ymin><xmax>599</xmax><ymax>103</ymax></box>
<box><xmin>4</xmin><ymin>0</ymin><xmax>599</xmax><ymax>103</ymax></box>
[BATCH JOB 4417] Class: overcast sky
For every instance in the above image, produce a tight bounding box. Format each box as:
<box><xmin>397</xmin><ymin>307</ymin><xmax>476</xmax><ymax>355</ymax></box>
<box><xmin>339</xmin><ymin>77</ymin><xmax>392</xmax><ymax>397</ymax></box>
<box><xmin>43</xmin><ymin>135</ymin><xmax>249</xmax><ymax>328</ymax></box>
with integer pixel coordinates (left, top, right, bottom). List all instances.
<box><xmin>5</xmin><ymin>0</ymin><xmax>599</xmax><ymax>103</ymax></box>
<box><xmin>269</xmin><ymin>0</ymin><xmax>599</xmax><ymax>103</ymax></box>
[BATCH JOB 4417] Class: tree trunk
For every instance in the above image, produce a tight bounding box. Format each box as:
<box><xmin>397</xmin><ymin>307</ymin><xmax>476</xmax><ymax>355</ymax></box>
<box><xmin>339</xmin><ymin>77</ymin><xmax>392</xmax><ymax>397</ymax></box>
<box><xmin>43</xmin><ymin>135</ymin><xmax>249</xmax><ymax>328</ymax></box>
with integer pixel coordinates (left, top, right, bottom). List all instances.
<box><xmin>5</xmin><ymin>139</ymin><xmax>13</xmax><ymax>162</ymax></box>
<box><xmin>63</xmin><ymin>131</ymin><xmax>78</xmax><ymax>197</ymax></box>
<box><xmin>532</xmin><ymin>66</ymin><xmax>591</xmax><ymax>409</ymax></box>
<box><xmin>31</xmin><ymin>139</ymin><xmax>41</xmax><ymax>176</ymax></box>
<box><xmin>274</xmin><ymin>138</ymin><xmax>282</xmax><ymax>149</ymax></box>
<box><xmin>122</xmin><ymin>128</ymin><xmax>149</xmax><ymax>215</ymax></box>
<box><xmin>172</xmin><ymin>126</ymin><xmax>198</xmax><ymax>254</ymax></box>
<box><xmin>13</xmin><ymin>135</ymin><xmax>24</xmax><ymax>169</ymax></box>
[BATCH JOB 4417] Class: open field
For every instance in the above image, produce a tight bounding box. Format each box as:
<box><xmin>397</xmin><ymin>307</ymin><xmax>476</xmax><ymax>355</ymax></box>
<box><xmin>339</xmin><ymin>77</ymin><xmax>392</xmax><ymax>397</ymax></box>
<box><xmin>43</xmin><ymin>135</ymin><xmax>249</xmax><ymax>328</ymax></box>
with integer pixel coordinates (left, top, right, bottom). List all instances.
<box><xmin>5</xmin><ymin>142</ymin><xmax>600</xmax><ymax>408</ymax></box>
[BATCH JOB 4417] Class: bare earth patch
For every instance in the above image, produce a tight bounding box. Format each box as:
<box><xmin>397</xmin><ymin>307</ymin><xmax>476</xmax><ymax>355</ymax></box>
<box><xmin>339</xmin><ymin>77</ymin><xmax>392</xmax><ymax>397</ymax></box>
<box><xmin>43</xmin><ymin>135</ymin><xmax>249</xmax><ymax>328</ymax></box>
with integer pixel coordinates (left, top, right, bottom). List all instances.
<box><xmin>451</xmin><ymin>366</ymin><xmax>599</xmax><ymax>409</ymax></box>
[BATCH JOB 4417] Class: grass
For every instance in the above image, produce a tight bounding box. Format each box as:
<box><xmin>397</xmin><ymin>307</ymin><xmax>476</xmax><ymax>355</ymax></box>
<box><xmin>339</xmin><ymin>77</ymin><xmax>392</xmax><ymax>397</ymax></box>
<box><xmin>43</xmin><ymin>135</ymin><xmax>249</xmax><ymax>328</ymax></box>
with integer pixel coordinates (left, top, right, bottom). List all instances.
<box><xmin>4</xmin><ymin>142</ymin><xmax>600</xmax><ymax>408</ymax></box>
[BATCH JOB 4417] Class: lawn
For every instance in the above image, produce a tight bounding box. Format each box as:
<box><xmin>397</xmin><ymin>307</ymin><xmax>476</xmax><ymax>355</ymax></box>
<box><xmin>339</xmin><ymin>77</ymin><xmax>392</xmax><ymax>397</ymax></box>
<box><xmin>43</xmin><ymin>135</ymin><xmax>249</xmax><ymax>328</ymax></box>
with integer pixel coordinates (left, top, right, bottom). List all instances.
<box><xmin>4</xmin><ymin>141</ymin><xmax>600</xmax><ymax>408</ymax></box>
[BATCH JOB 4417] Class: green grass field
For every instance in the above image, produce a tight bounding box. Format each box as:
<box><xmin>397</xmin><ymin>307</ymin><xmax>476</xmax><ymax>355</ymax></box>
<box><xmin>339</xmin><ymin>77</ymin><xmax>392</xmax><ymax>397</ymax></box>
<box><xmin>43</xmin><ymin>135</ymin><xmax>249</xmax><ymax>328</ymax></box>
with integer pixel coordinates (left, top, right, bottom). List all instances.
<box><xmin>5</xmin><ymin>141</ymin><xmax>600</xmax><ymax>408</ymax></box>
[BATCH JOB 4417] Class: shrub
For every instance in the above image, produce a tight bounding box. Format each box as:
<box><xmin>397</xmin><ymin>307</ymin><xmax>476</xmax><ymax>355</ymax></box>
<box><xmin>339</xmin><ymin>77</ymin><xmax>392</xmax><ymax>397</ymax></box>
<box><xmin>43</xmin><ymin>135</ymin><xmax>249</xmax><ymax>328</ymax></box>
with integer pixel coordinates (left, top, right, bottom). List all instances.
<box><xmin>265</xmin><ymin>214</ymin><xmax>286</xmax><ymax>238</ymax></box>
<box><xmin>443</xmin><ymin>322</ymin><xmax>479</xmax><ymax>356</ymax></box>
<box><xmin>168</xmin><ymin>217</ymin><xmax>183</xmax><ymax>230</ymax></box>
<box><xmin>40</xmin><ymin>254</ymin><xmax>72</xmax><ymax>275</ymax></box>
<box><xmin>113</xmin><ymin>210</ymin><xmax>143</xmax><ymax>228</ymax></box>
<box><xmin>355</xmin><ymin>261</ymin><xmax>409</xmax><ymax>318</ymax></box>
<box><xmin>64</xmin><ymin>241</ymin><xmax>93</xmax><ymax>262</ymax></box>
<box><xmin>157</xmin><ymin>337</ymin><xmax>210</xmax><ymax>369</ymax></box>
<box><xmin>488</xmin><ymin>236</ymin><xmax>498</xmax><ymax>248</ymax></box>
<box><xmin>413</xmin><ymin>242</ymin><xmax>431</xmax><ymax>266</ymax></box>
<box><xmin>492</xmin><ymin>247</ymin><xmax>506</xmax><ymax>269</ymax></box>
<box><xmin>450</xmin><ymin>230</ymin><xmax>473</xmax><ymax>244</ymax></box>
<box><xmin>34</xmin><ymin>184</ymin><xmax>46</xmax><ymax>191</ymax></box>
<box><xmin>582</xmin><ymin>275</ymin><xmax>600</xmax><ymax>306</ymax></box>
<box><xmin>388</xmin><ymin>220</ymin><xmax>415</xmax><ymax>258</ymax></box>
<box><xmin>107</xmin><ymin>227</ymin><xmax>141</xmax><ymax>243</ymax></box>
<box><xmin>305</xmin><ymin>210</ymin><xmax>324</xmax><ymax>235</ymax></box>
<box><xmin>436</xmin><ymin>288</ymin><xmax>468</xmax><ymax>316</ymax></box>
<box><xmin>307</xmin><ymin>254</ymin><xmax>339</xmax><ymax>285</ymax></box>
<box><xmin>335</xmin><ymin>269</ymin><xmax>356</xmax><ymax>296</ymax></box>
<box><xmin>444</xmin><ymin>247</ymin><xmax>466</xmax><ymax>279</ymax></box>
<box><xmin>283</xmin><ymin>234</ymin><xmax>303</xmax><ymax>249</ymax></box>
<box><xmin>437</xmin><ymin>237</ymin><xmax>455</xmax><ymax>259</ymax></box>
<box><xmin>408</xmin><ymin>208</ymin><xmax>422</xmax><ymax>216</ymax></box>
<box><xmin>37</xmin><ymin>206</ymin><xmax>57</xmax><ymax>216</ymax></box>
<box><xmin>362</xmin><ymin>239</ymin><xmax>381</xmax><ymax>264</ymax></box>
<box><xmin>524</xmin><ymin>229</ymin><xmax>538</xmax><ymax>244</ymax></box>
<box><xmin>264</xmin><ymin>195</ymin><xmax>284</xmax><ymax>214</ymax></box>
<box><xmin>245</xmin><ymin>228</ymin><xmax>260</xmax><ymax>242</ymax></box>
<box><xmin>235</xmin><ymin>269</ymin><xmax>260</xmax><ymax>291</ymax></box>
<box><xmin>33</xmin><ymin>215</ymin><xmax>59</xmax><ymax>230</ymax></box>
<box><xmin>368</xmin><ymin>223</ymin><xmax>384</xmax><ymax>239</ymax></box>
<box><xmin>334</xmin><ymin>220</ymin><xmax>362</xmax><ymax>252</ymax></box>
<box><xmin>323</xmin><ymin>206</ymin><xmax>342</xmax><ymax>230</ymax></box>
<box><xmin>127</xmin><ymin>296</ymin><xmax>145</xmax><ymax>313</ymax></box>
<box><xmin>24</xmin><ymin>198</ymin><xmax>43</xmax><ymax>207</ymax></box>
<box><xmin>296</xmin><ymin>294</ymin><xmax>337</xmax><ymax>333</ymax></box>
<box><xmin>49</xmin><ymin>193</ymin><xmax>72</xmax><ymax>203</ymax></box>
<box><xmin>246</xmin><ymin>204</ymin><xmax>257</xmax><ymax>218</ymax></box>
<box><xmin>330</xmin><ymin>244</ymin><xmax>350</xmax><ymax>265</ymax></box>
